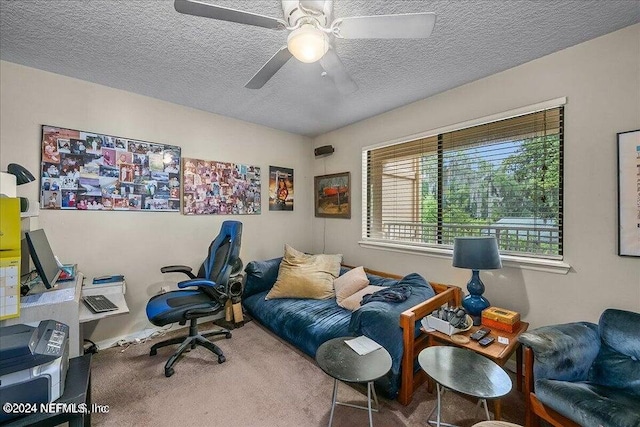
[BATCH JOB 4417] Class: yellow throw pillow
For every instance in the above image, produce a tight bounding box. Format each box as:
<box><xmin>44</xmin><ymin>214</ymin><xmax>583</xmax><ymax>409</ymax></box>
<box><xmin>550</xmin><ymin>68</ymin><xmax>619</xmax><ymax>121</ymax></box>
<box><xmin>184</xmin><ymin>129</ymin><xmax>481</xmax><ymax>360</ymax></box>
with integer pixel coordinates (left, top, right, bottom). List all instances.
<box><xmin>334</xmin><ymin>266</ymin><xmax>370</xmax><ymax>305</ymax></box>
<box><xmin>265</xmin><ymin>245</ymin><xmax>343</xmax><ymax>300</ymax></box>
<box><xmin>338</xmin><ymin>285</ymin><xmax>386</xmax><ymax>311</ymax></box>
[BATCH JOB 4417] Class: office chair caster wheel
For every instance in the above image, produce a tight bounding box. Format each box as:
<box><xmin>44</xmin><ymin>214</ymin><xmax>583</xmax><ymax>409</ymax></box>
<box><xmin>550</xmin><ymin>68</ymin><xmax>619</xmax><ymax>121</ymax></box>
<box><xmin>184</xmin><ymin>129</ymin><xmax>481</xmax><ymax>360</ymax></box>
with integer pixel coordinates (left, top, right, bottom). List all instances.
<box><xmin>165</xmin><ymin>367</ymin><xmax>175</xmax><ymax>377</ymax></box>
<box><xmin>218</xmin><ymin>355</ymin><xmax>226</xmax><ymax>364</ymax></box>
<box><xmin>225</xmin><ymin>332</ymin><xmax>232</xmax><ymax>339</ymax></box>
<box><xmin>150</xmin><ymin>348</ymin><xmax>157</xmax><ymax>356</ymax></box>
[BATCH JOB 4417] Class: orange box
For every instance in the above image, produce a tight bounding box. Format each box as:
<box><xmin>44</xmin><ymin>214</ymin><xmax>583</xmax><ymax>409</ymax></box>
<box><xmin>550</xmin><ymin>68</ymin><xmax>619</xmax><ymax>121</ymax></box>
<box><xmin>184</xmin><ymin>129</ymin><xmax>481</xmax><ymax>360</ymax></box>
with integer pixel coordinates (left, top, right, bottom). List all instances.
<box><xmin>482</xmin><ymin>306</ymin><xmax>520</xmax><ymax>325</ymax></box>
<box><xmin>481</xmin><ymin>316</ymin><xmax>520</xmax><ymax>333</ymax></box>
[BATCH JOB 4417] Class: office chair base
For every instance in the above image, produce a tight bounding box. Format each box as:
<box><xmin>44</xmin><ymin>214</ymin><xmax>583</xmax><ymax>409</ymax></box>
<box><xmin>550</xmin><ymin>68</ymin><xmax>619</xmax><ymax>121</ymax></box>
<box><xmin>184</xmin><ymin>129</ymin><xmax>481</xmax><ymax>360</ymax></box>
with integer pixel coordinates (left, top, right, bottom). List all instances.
<box><xmin>149</xmin><ymin>321</ymin><xmax>231</xmax><ymax>377</ymax></box>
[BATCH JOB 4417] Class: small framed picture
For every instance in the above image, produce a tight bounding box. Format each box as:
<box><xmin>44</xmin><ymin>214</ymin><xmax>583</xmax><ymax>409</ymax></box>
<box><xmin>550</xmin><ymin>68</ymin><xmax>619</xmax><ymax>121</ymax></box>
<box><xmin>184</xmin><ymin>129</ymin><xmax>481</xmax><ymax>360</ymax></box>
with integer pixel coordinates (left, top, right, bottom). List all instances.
<box><xmin>617</xmin><ymin>129</ymin><xmax>640</xmax><ymax>256</ymax></box>
<box><xmin>269</xmin><ymin>166</ymin><xmax>294</xmax><ymax>211</ymax></box>
<box><xmin>314</xmin><ymin>172</ymin><xmax>351</xmax><ymax>219</ymax></box>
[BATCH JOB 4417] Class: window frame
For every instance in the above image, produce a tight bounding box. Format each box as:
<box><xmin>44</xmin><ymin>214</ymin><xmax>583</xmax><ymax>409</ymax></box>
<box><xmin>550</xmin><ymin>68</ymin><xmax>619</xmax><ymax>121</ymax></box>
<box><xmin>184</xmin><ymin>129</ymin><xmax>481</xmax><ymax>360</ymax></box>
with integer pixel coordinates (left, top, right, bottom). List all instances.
<box><xmin>360</xmin><ymin>98</ymin><xmax>570</xmax><ymax>274</ymax></box>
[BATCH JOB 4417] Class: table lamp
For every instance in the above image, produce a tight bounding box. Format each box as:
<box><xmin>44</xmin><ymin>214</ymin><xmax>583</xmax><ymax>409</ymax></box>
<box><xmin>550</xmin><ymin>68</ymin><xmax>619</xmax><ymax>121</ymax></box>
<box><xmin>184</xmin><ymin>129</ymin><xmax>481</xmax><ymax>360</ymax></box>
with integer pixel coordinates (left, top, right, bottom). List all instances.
<box><xmin>7</xmin><ymin>163</ymin><xmax>36</xmax><ymax>185</ymax></box>
<box><xmin>4</xmin><ymin>163</ymin><xmax>36</xmax><ymax>212</ymax></box>
<box><xmin>452</xmin><ymin>236</ymin><xmax>502</xmax><ymax>325</ymax></box>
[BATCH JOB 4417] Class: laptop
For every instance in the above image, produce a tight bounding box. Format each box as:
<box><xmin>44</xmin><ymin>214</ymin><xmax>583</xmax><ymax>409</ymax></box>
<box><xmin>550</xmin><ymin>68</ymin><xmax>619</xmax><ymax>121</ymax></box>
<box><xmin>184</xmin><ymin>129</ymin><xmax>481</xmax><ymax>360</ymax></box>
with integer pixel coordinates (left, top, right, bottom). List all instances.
<box><xmin>83</xmin><ymin>294</ymin><xmax>118</xmax><ymax>313</ymax></box>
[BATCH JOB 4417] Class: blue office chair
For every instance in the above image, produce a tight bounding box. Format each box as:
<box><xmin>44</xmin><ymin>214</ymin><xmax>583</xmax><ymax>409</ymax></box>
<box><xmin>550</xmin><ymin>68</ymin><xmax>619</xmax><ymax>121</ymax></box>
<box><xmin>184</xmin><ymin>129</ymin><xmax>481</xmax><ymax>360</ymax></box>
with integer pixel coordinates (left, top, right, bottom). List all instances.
<box><xmin>146</xmin><ymin>220</ymin><xmax>243</xmax><ymax>377</ymax></box>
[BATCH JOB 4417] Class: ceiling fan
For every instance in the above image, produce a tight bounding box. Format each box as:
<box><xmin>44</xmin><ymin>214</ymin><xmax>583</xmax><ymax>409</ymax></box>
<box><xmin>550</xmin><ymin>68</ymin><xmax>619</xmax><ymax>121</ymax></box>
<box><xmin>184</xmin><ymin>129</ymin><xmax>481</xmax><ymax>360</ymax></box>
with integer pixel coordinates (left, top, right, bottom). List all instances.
<box><xmin>174</xmin><ymin>0</ymin><xmax>436</xmax><ymax>94</ymax></box>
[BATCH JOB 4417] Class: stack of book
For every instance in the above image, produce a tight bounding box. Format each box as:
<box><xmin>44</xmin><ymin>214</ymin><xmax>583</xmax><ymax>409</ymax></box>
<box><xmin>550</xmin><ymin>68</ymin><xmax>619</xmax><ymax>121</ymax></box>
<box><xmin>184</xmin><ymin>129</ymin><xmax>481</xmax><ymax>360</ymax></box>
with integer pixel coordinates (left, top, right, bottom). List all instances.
<box><xmin>481</xmin><ymin>307</ymin><xmax>521</xmax><ymax>333</ymax></box>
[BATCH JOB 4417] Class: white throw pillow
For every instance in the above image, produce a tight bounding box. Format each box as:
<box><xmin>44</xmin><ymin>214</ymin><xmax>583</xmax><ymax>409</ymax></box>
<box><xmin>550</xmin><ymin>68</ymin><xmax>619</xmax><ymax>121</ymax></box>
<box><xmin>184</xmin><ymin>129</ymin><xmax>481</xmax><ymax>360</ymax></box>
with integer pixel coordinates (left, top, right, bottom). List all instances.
<box><xmin>334</xmin><ymin>266</ymin><xmax>370</xmax><ymax>305</ymax></box>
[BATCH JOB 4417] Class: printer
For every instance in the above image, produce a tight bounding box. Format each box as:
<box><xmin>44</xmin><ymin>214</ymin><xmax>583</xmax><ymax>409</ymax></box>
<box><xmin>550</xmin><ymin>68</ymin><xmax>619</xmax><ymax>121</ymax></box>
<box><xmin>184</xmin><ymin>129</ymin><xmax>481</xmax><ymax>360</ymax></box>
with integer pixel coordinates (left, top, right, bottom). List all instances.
<box><xmin>0</xmin><ymin>320</ymin><xmax>69</xmax><ymax>423</ymax></box>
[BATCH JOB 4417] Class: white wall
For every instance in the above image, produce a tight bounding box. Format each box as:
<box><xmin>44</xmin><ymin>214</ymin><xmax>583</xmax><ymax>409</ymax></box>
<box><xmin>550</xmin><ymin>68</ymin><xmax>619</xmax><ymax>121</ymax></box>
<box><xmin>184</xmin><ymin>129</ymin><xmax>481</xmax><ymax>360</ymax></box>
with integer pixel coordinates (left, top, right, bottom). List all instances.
<box><xmin>0</xmin><ymin>61</ymin><xmax>314</xmax><ymax>342</ymax></box>
<box><xmin>312</xmin><ymin>24</ymin><xmax>640</xmax><ymax>329</ymax></box>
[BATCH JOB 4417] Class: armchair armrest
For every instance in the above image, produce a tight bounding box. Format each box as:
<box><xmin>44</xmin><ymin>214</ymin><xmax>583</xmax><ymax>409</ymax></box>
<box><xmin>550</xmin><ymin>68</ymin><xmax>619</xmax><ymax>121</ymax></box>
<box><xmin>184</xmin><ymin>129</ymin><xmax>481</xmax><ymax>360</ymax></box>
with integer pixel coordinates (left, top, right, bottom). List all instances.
<box><xmin>519</xmin><ymin>321</ymin><xmax>600</xmax><ymax>383</ymax></box>
<box><xmin>161</xmin><ymin>265</ymin><xmax>196</xmax><ymax>279</ymax></box>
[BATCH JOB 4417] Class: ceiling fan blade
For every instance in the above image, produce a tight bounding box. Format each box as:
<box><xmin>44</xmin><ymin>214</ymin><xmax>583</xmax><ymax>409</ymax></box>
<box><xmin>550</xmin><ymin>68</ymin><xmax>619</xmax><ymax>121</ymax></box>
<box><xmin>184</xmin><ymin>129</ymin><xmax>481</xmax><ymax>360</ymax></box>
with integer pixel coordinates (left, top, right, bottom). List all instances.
<box><xmin>334</xmin><ymin>13</ymin><xmax>436</xmax><ymax>39</ymax></box>
<box><xmin>174</xmin><ymin>0</ymin><xmax>286</xmax><ymax>30</ymax></box>
<box><xmin>319</xmin><ymin>48</ymin><xmax>358</xmax><ymax>95</ymax></box>
<box><xmin>245</xmin><ymin>46</ymin><xmax>293</xmax><ymax>89</ymax></box>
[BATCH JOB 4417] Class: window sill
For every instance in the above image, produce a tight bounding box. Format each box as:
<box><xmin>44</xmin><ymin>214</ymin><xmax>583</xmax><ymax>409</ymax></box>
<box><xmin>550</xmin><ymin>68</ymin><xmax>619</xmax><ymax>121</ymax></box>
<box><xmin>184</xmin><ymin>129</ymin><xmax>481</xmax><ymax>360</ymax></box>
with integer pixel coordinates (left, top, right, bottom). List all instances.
<box><xmin>358</xmin><ymin>240</ymin><xmax>571</xmax><ymax>275</ymax></box>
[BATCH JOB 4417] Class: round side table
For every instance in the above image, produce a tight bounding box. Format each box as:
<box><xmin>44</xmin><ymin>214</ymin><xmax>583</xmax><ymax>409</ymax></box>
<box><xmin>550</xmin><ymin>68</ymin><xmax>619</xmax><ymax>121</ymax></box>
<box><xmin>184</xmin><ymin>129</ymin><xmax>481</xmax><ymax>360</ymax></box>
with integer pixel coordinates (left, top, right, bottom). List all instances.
<box><xmin>418</xmin><ymin>346</ymin><xmax>512</xmax><ymax>427</ymax></box>
<box><xmin>316</xmin><ymin>337</ymin><xmax>392</xmax><ymax>427</ymax></box>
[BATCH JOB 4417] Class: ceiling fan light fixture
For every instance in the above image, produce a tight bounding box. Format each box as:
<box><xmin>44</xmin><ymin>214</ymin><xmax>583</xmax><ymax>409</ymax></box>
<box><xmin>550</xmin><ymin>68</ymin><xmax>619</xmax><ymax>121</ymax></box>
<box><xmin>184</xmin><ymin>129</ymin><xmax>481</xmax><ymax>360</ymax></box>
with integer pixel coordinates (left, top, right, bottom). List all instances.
<box><xmin>287</xmin><ymin>24</ymin><xmax>329</xmax><ymax>63</ymax></box>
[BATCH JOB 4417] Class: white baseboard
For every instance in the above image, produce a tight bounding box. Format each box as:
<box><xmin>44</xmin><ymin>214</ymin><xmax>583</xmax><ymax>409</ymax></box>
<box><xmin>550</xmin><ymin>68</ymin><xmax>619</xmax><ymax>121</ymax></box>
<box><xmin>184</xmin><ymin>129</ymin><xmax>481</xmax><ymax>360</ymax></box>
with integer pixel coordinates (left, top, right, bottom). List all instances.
<box><xmin>92</xmin><ymin>312</ymin><xmax>226</xmax><ymax>351</ymax></box>
<box><xmin>93</xmin><ymin>326</ymin><xmax>171</xmax><ymax>351</ymax></box>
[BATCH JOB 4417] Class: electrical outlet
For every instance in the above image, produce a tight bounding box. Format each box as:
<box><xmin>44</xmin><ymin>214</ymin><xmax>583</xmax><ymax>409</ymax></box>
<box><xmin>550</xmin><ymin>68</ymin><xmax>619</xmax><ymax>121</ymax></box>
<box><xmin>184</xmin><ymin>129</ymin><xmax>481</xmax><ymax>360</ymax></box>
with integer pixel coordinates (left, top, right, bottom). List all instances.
<box><xmin>159</xmin><ymin>286</ymin><xmax>170</xmax><ymax>294</ymax></box>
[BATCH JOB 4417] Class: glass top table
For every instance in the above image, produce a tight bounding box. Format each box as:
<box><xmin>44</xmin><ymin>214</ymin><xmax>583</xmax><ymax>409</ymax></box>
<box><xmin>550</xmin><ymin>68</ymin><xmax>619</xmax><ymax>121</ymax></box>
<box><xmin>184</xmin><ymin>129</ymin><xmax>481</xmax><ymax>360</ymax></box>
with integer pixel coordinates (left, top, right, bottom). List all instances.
<box><xmin>418</xmin><ymin>346</ymin><xmax>512</xmax><ymax>427</ymax></box>
<box><xmin>316</xmin><ymin>337</ymin><xmax>392</xmax><ymax>427</ymax></box>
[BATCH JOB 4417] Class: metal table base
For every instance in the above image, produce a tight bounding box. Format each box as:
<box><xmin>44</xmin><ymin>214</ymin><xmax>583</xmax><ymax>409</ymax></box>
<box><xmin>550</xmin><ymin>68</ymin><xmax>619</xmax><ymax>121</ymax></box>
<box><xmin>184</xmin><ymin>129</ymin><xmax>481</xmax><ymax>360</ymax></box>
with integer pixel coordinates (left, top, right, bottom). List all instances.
<box><xmin>426</xmin><ymin>383</ymin><xmax>491</xmax><ymax>427</ymax></box>
<box><xmin>328</xmin><ymin>379</ymin><xmax>380</xmax><ymax>427</ymax></box>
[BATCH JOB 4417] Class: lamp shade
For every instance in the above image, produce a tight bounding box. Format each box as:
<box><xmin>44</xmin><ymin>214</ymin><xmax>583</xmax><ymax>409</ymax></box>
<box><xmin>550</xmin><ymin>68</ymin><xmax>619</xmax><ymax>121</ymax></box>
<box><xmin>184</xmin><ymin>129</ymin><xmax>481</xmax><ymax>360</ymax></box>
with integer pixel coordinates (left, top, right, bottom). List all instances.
<box><xmin>7</xmin><ymin>163</ymin><xmax>35</xmax><ymax>185</ymax></box>
<box><xmin>452</xmin><ymin>236</ymin><xmax>502</xmax><ymax>270</ymax></box>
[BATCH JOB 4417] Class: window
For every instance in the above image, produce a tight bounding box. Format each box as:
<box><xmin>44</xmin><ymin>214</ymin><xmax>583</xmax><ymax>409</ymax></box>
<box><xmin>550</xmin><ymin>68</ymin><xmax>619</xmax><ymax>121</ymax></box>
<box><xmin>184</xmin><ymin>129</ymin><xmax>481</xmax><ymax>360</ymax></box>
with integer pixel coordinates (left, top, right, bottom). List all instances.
<box><xmin>363</xmin><ymin>104</ymin><xmax>564</xmax><ymax>260</ymax></box>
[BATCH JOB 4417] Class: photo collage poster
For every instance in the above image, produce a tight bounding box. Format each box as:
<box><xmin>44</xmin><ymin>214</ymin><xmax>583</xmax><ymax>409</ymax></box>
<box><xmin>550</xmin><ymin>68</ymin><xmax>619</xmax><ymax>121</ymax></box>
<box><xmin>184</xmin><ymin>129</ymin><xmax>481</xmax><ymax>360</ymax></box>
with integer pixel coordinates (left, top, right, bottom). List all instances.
<box><xmin>268</xmin><ymin>166</ymin><xmax>294</xmax><ymax>211</ymax></box>
<box><xmin>182</xmin><ymin>158</ymin><xmax>261</xmax><ymax>215</ymax></box>
<box><xmin>41</xmin><ymin>125</ymin><xmax>181</xmax><ymax>211</ymax></box>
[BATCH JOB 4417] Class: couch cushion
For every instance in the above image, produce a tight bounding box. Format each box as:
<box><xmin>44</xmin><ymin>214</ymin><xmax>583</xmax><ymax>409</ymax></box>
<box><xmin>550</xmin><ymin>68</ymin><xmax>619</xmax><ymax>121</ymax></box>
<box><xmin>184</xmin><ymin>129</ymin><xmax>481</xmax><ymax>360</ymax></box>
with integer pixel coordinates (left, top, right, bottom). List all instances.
<box><xmin>242</xmin><ymin>292</ymin><xmax>352</xmax><ymax>358</ymax></box>
<box><xmin>334</xmin><ymin>266</ymin><xmax>370</xmax><ymax>305</ymax></box>
<box><xmin>535</xmin><ymin>379</ymin><xmax>640</xmax><ymax>427</ymax></box>
<box><xmin>339</xmin><ymin>285</ymin><xmax>385</xmax><ymax>311</ymax></box>
<box><xmin>244</xmin><ymin>257</ymin><xmax>282</xmax><ymax>298</ymax></box>
<box><xmin>589</xmin><ymin>309</ymin><xmax>640</xmax><ymax>396</ymax></box>
<box><xmin>265</xmin><ymin>245</ymin><xmax>342</xmax><ymax>300</ymax></box>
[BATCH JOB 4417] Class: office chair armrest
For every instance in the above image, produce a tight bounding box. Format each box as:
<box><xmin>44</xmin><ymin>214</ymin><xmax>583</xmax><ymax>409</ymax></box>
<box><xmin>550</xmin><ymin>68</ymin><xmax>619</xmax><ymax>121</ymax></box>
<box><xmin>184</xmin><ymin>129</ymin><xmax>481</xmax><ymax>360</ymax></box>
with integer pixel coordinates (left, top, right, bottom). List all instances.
<box><xmin>177</xmin><ymin>278</ymin><xmax>217</xmax><ymax>289</ymax></box>
<box><xmin>178</xmin><ymin>279</ymin><xmax>227</xmax><ymax>305</ymax></box>
<box><xmin>161</xmin><ymin>265</ymin><xmax>196</xmax><ymax>279</ymax></box>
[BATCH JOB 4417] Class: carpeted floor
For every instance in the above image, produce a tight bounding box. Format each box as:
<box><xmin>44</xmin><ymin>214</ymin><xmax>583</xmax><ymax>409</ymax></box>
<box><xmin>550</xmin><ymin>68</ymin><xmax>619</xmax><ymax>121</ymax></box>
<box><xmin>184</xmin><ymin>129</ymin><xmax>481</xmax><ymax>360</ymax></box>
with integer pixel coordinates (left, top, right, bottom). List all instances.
<box><xmin>91</xmin><ymin>321</ymin><xmax>525</xmax><ymax>426</ymax></box>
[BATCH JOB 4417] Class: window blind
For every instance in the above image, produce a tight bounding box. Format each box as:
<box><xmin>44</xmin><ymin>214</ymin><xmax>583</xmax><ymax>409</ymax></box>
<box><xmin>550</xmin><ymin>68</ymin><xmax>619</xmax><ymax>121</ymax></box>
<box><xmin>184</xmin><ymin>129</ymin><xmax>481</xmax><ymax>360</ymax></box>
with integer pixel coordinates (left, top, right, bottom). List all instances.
<box><xmin>363</xmin><ymin>106</ymin><xmax>564</xmax><ymax>259</ymax></box>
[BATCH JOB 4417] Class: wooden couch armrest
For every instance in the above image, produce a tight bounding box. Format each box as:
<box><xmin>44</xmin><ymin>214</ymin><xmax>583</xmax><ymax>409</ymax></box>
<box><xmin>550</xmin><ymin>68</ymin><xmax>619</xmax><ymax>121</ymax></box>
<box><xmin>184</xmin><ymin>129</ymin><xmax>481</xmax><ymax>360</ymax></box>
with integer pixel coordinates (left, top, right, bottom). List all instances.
<box><xmin>398</xmin><ymin>283</ymin><xmax>461</xmax><ymax>405</ymax></box>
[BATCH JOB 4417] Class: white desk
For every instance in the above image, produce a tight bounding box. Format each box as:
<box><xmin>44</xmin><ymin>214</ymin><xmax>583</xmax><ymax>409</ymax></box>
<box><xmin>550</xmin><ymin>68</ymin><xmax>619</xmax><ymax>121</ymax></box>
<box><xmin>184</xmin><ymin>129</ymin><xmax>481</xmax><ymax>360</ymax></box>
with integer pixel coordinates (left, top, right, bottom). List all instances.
<box><xmin>79</xmin><ymin>280</ymin><xmax>129</xmax><ymax>323</ymax></box>
<box><xmin>0</xmin><ymin>273</ymin><xmax>129</xmax><ymax>357</ymax></box>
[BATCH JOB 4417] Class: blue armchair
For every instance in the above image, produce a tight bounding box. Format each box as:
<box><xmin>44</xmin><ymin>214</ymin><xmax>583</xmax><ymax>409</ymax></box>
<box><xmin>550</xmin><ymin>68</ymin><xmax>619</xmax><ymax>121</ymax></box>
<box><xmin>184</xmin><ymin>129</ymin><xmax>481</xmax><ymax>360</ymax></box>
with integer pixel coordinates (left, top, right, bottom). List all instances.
<box><xmin>146</xmin><ymin>220</ymin><xmax>243</xmax><ymax>377</ymax></box>
<box><xmin>518</xmin><ymin>309</ymin><xmax>640</xmax><ymax>427</ymax></box>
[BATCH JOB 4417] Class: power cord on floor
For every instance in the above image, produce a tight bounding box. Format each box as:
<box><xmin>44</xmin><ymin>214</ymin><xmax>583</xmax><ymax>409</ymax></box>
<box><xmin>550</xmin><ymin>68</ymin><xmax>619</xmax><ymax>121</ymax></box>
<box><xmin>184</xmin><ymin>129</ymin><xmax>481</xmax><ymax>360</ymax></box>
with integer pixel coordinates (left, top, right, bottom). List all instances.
<box><xmin>83</xmin><ymin>339</ymin><xmax>97</xmax><ymax>355</ymax></box>
<box><xmin>116</xmin><ymin>324</ymin><xmax>173</xmax><ymax>352</ymax></box>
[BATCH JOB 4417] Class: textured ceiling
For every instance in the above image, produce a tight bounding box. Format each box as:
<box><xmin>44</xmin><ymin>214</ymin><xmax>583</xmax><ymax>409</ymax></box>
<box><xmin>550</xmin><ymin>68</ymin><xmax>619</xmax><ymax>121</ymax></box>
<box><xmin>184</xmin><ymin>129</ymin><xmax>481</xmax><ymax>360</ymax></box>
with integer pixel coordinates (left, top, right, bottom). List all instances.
<box><xmin>1</xmin><ymin>1</ymin><xmax>638</xmax><ymax>137</ymax></box>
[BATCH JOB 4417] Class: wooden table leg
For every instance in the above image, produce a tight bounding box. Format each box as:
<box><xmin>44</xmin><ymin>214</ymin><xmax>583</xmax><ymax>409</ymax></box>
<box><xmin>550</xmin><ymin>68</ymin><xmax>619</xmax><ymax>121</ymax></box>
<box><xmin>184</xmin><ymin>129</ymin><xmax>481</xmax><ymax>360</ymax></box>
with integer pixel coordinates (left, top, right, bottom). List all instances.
<box><xmin>494</xmin><ymin>399</ymin><xmax>502</xmax><ymax>420</ymax></box>
<box><xmin>516</xmin><ymin>344</ymin><xmax>523</xmax><ymax>392</ymax></box>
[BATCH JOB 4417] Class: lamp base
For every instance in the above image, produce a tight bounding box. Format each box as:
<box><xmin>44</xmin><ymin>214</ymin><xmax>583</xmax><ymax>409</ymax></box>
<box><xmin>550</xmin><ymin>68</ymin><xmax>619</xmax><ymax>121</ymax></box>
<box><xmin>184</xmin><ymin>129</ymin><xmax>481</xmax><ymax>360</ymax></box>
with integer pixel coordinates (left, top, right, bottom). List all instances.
<box><xmin>462</xmin><ymin>294</ymin><xmax>490</xmax><ymax>326</ymax></box>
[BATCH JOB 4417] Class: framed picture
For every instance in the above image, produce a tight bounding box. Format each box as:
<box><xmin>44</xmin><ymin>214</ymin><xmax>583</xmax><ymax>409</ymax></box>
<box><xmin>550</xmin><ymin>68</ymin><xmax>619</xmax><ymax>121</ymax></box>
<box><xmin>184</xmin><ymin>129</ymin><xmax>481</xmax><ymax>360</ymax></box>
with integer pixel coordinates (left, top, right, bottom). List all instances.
<box><xmin>40</xmin><ymin>125</ymin><xmax>181</xmax><ymax>212</ymax></box>
<box><xmin>314</xmin><ymin>172</ymin><xmax>351</xmax><ymax>219</ymax></box>
<box><xmin>269</xmin><ymin>166</ymin><xmax>294</xmax><ymax>211</ymax></box>
<box><xmin>617</xmin><ymin>129</ymin><xmax>640</xmax><ymax>256</ymax></box>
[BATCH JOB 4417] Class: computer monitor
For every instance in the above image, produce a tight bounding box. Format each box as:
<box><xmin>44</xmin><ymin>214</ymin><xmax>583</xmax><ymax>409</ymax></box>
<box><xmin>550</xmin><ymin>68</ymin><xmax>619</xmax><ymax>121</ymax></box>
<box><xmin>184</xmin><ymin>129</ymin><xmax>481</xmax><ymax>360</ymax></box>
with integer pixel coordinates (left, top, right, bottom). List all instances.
<box><xmin>24</xmin><ymin>229</ymin><xmax>61</xmax><ymax>289</ymax></box>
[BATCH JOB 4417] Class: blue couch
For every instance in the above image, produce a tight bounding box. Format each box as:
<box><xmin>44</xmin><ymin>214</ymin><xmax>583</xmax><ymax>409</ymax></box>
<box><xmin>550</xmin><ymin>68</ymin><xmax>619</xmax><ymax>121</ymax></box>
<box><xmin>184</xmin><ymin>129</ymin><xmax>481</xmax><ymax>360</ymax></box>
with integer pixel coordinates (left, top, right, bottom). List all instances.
<box><xmin>242</xmin><ymin>257</ymin><xmax>436</xmax><ymax>399</ymax></box>
<box><xmin>519</xmin><ymin>309</ymin><xmax>640</xmax><ymax>427</ymax></box>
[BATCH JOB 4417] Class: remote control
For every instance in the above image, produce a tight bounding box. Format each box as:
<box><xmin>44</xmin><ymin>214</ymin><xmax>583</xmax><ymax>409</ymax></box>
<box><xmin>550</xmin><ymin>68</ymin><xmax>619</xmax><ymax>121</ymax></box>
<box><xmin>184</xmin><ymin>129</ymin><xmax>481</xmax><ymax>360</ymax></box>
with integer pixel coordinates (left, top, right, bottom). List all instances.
<box><xmin>478</xmin><ymin>336</ymin><xmax>495</xmax><ymax>346</ymax></box>
<box><xmin>470</xmin><ymin>327</ymin><xmax>491</xmax><ymax>341</ymax></box>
